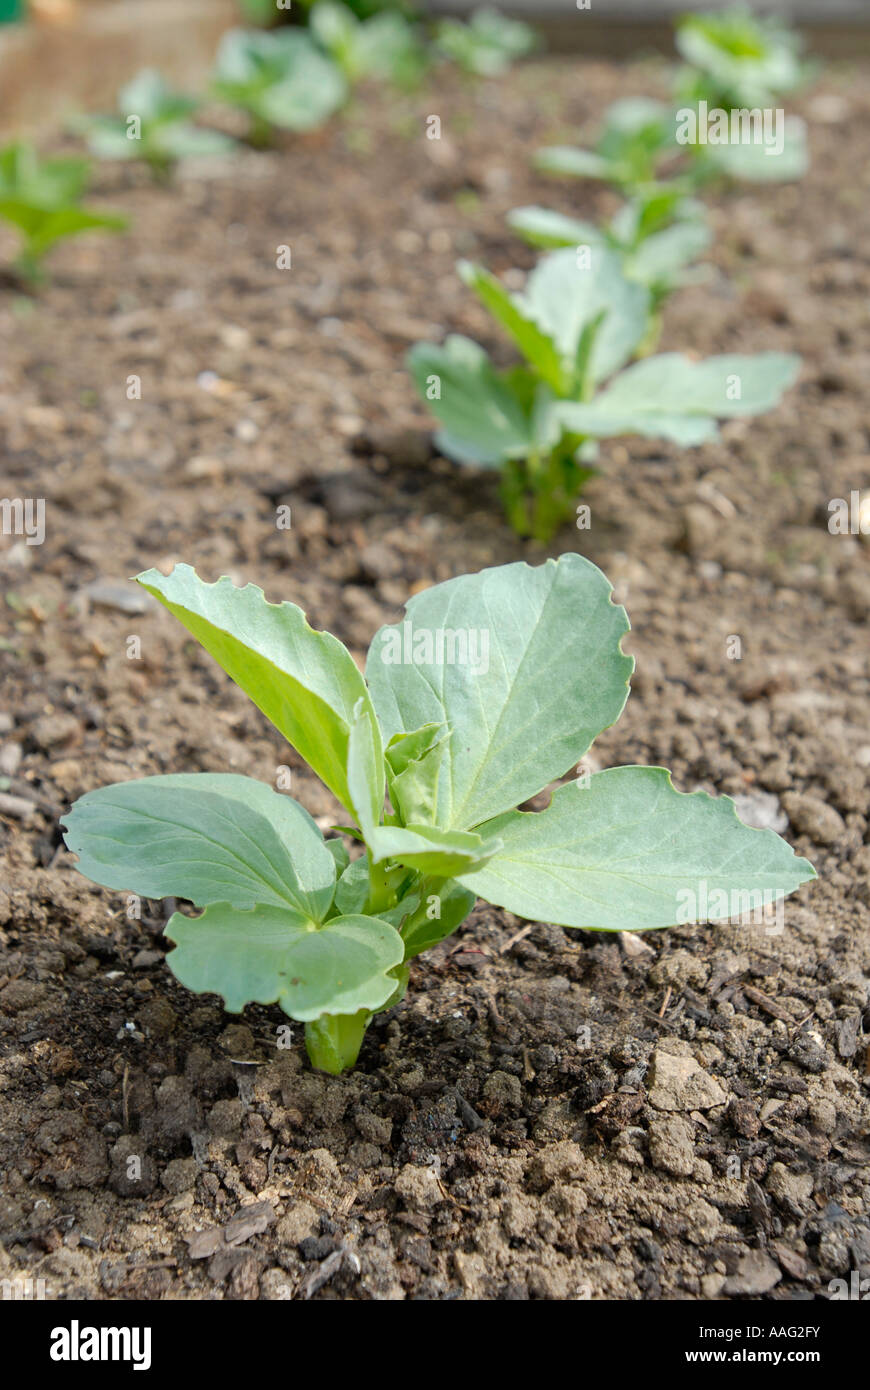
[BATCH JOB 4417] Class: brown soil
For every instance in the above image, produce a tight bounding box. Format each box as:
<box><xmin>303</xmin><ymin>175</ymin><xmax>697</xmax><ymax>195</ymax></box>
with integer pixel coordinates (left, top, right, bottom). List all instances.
<box><xmin>0</xmin><ymin>57</ymin><xmax>868</xmax><ymax>1302</ymax></box>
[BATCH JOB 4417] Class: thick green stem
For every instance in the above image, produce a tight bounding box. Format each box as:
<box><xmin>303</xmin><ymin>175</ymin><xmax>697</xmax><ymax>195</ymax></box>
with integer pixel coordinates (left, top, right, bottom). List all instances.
<box><xmin>305</xmin><ymin>1010</ymin><xmax>370</xmax><ymax>1075</ymax></box>
<box><xmin>365</xmin><ymin>858</ymin><xmax>397</xmax><ymax>915</ymax></box>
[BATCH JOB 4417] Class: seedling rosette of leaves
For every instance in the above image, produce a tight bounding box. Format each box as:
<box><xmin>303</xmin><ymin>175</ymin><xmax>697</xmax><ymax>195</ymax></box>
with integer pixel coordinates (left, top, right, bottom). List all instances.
<box><xmin>62</xmin><ymin>557</ymin><xmax>815</xmax><ymax>1075</ymax></box>
<box><xmin>433</xmin><ymin>6</ymin><xmax>537</xmax><ymax>77</ymax></box>
<box><xmin>77</xmin><ymin>69</ymin><xmax>236</xmax><ymax>180</ymax></box>
<box><xmin>211</xmin><ymin>28</ymin><xmax>347</xmax><ymax>145</ymax></box>
<box><xmin>408</xmin><ymin>246</ymin><xmax>800</xmax><ymax>541</ymax></box>
<box><xmin>507</xmin><ymin>184</ymin><xmax>712</xmax><ymax>313</ymax></box>
<box><xmin>675</xmin><ymin>7</ymin><xmax>812</xmax><ymax>110</ymax></box>
<box><xmin>308</xmin><ymin>0</ymin><xmax>429</xmax><ymax>88</ymax></box>
<box><xmin>538</xmin><ymin>70</ymin><xmax>807</xmax><ymax>195</ymax></box>
<box><xmin>0</xmin><ymin>143</ymin><xmax>126</xmax><ymax>285</ymax></box>
<box><xmin>674</xmin><ymin>7</ymin><xmax>811</xmax><ymax>183</ymax></box>
<box><xmin>673</xmin><ymin>6</ymin><xmax>810</xmax><ymax>186</ymax></box>
<box><xmin>536</xmin><ymin>98</ymin><xmax>682</xmax><ymax>197</ymax></box>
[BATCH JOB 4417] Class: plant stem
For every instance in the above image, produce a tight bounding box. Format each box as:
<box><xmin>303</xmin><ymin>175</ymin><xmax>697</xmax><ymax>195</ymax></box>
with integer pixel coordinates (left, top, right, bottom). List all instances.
<box><xmin>304</xmin><ymin>1010</ymin><xmax>370</xmax><ymax>1075</ymax></box>
<box><xmin>365</xmin><ymin>858</ymin><xmax>396</xmax><ymax>915</ymax></box>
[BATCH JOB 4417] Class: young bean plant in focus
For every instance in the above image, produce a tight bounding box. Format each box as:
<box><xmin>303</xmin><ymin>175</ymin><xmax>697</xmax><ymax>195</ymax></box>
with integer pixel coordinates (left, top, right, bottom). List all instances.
<box><xmin>409</xmin><ymin>247</ymin><xmax>800</xmax><ymax>540</ymax></box>
<box><xmin>62</xmin><ymin>557</ymin><xmax>815</xmax><ymax>1075</ymax></box>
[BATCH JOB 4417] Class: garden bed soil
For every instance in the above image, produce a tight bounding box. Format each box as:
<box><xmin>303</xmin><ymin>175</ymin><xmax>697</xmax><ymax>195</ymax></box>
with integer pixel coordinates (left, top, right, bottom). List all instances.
<box><xmin>0</xmin><ymin>56</ymin><xmax>868</xmax><ymax>1301</ymax></box>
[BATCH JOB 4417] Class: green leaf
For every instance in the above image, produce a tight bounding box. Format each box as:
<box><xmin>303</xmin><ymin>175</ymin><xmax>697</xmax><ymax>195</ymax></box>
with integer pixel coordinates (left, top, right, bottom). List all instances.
<box><xmin>166</xmin><ymin>907</ymin><xmax>404</xmax><ymax>1020</ymax></box>
<box><xmin>334</xmin><ymin>853</ymin><xmax>370</xmax><ymax>914</ymax></box>
<box><xmin>400</xmin><ymin>880</ymin><xmax>477</xmax><ymax>959</ymax></box>
<box><xmin>365</xmin><ymin>822</ymin><xmax>501</xmax><ymax>876</ymax></box>
<box><xmin>61</xmin><ymin>773</ymin><xmax>336</xmax><ymax>923</ymax></box>
<box><xmin>213</xmin><ymin>28</ymin><xmax>347</xmax><ymax>132</ymax></box>
<box><xmin>258</xmin><ymin>40</ymin><xmax>347</xmax><ymax>130</ymax></box>
<box><xmin>626</xmin><ymin>219</ymin><xmax>711</xmax><ymax>286</ymax></box>
<box><xmin>522</xmin><ymin>248</ymin><xmax>650</xmax><ymax>386</ymax></box>
<box><xmin>675</xmin><ymin>10</ymin><xmax>808</xmax><ymax>107</ymax></box>
<box><xmin>385</xmin><ymin>722</ymin><xmax>448</xmax><ymax>825</ymax></box>
<box><xmin>137</xmin><ymin>564</ymin><xmax>377</xmax><ymax>814</ymax></box>
<box><xmin>346</xmin><ymin>697</ymin><xmax>386</xmax><ymax>838</ymax></box>
<box><xmin>459</xmin><ymin>767</ymin><xmax>816</xmax><ymax>931</ymax></box>
<box><xmin>555</xmin><ymin>351</ymin><xmax>800</xmax><ymax>445</ymax></box>
<box><xmin>155</xmin><ymin>125</ymin><xmax>236</xmax><ymax>161</ymax></box>
<box><xmin>407</xmin><ymin>334</ymin><xmax>533</xmax><ymax>467</ymax></box>
<box><xmin>507</xmin><ymin>205</ymin><xmax>605</xmax><ymax>252</ymax></box>
<box><xmin>696</xmin><ymin>117</ymin><xmax>808</xmax><ymax>183</ymax></box>
<box><xmin>457</xmin><ymin>260</ymin><xmax>568</xmax><ymax>393</ymax></box>
<box><xmin>366</xmin><ymin>553</ymin><xmax>633</xmax><ymax>832</ymax></box>
<box><xmin>538</xmin><ymin>102</ymin><xmax>676</xmax><ymax>190</ymax></box>
<box><xmin>23</xmin><ymin>206</ymin><xmax>127</xmax><ymax>258</ymax></box>
<box><xmin>435</xmin><ymin>8</ymin><xmax>536</xmax><ymax>76</ymax></box>
<box><xmin>385</xmin><ymin>723</ymin><xmax>448</xmax><ymax>781</ymax></box>
<box><xmin>325</xmin><ymin>838</ymin><xmax>350</xmax><ymax>875</ymax></box>
<box><xmin>535</xmin><ymin>146</ymin><xmax>610</xmax><ymax>181</ymax></box>
<box><xmin>118</xmin><ymin>69</ymin><xmax>196</xmax><ymax>122</ymax></box>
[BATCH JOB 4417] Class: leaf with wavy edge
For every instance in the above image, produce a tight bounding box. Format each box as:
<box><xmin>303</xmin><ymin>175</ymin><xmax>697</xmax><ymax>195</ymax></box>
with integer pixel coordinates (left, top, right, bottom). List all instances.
<box><xmin>459</xmin><ymin>766</ymin><xmax>816</xmax><ymax>930</ymax></box>
<box><xmin>137</xmin><ymin>564</ymin><xmax>379</xmax><ymax>814</ymax></box>
<box><xmin>166</xmin><ymin>907</ymin><xmax>404</xmax><ymax>1020</ymax></box>
<box><xmin>61</xmin><ymin>773</ymin><xmax>336</xmax><ymax>923</ymax></box>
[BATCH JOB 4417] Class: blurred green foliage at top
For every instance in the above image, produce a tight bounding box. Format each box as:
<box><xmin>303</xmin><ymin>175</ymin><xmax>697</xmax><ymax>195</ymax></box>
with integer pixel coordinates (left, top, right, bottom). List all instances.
<box><xmin>76</xmin><ymin>69</ymin><xmax>236</xmax><ymax>180</ymax></box>
<box><xmin>433</xmin><ymin>7</ymin><xmax>538</xmax><ymax>77</ymax></box>
<box><xmin>240</xmin><ymin>0</ymin><xmax>413</xmax><ymax>25</ymax></box>
<box><xmin>675</xmin><ymin>6</ymin><xmax>814</xmax><ymax>108</ymax></box>
<box><xmin>309</xmin><ymin>1</ymin><xmax>429</xmax><ymax>88</ymax></box>
<box><xmin>0</xmin><ymin>142</ymin><xmax>126</xmax><ymax>283</ymax></box>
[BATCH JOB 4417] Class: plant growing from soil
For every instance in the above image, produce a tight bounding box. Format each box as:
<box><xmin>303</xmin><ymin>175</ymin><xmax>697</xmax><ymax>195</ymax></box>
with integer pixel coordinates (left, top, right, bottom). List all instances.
<box><xmin>308</xmin><ymin>0</ymin><xmax>428</xmax><ymax>88</ymax></box>
<box><xmin>537</xmin><ymin>3</ymin><xmax>811</xmax><ymax>196</ymax></box>
<box><xmin>0</xmin><ymin>143</ymin><xmax>126</xmax><ymax>284</ymax></box>
<box><xmin>77</xmin><ymin>69</ymin><xmax>236</xmax><ymax>180</ymax></box>
<box><xmin>409</xmin><ymin>246</ymin><xmax>800</xmax><ymax>540</ymax></box>
<box><xmin>61</xmin><ymin>556</ymin><xmax>815</xmax><ymax>1075</ymax></box>
<box><xmin>675</xmin><ymin>6</ymin><xmax>812</xmax><ymax>109</ymax></box>
<box><xmin>434</xmin><ymin>6</ymin><xmax>536</xmax><ymax>77</ymax></box>
<box><xmin>211</xmin><ymin>28</ymin><xmax>348</xmax><ymax>144</ymax></box>
<box><xmin>535</xmin><ymin>98</ymin><xmax>682</xmax><ymax>195</ymax></box>
<box><xmin>672</xmin><ymin>7</ymin><xmax>810</xmax><ymax>184</ymax></box>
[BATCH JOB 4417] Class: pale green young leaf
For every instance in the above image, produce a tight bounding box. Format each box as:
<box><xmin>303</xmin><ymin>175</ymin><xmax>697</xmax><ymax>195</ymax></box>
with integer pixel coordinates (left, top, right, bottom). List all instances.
<box><xmin>507</xmin><ymin>205</ymin><xmax>605</xmax><ymax>252</ymax></box>
<box><xmin>346</xmin><ymin>698</ymin><xmax>385</xmax><ymax>838</ymax></box>
<box><xmin>386</xmin><ymin>724</ymin><xmax>449</xmax><ymax>825</ymax></box>
<box><xmin>366</xmin><ymin>554</ymin><xmax>633</xmax><ymax>832</ymax></box>
<box><xmin>385</xmin><ymin>723</ymin><xmax>448</xmax><ymax>780</ymax></box>
<box><xmin>61</xmin><ymin>773</ymin><xmax>336</xmax><ymax>923</ymax></box>
<box><xmin>407</xmin><ymin>335</ymin><xmax>533</xmax><ymax>467</ymax></box>
<box><xmin>457</xmin><ymin>260</ymin><xmax>568</xmax><ymax>393</ymax></box>
<box><xmin>535</xmin><ymin>146</ymin><xmax>610</xmax><ymax>180</ymax></box>
<box><xmin>166</xmin><ymin>907</ymin><xmax>404</xmax><ymax>1020</ymax></box>
<box><xmin>697</xmin><ymin>117</ymin><xmax>808</xmax><ymax>183</ymax></box>
<box><xmin>522</xmin><ymin>248</ymin><xmax>650</xmax><ymax>386</ymax></box>
<box><xmin>626</xmin><ymin>219</ymin><xmax>712</xmax><ymax>284</ymax></box>
<box><xmin>136</xmin><ymin>564</ymin><xmax>377</xmax><ymax>813</ymax></box>
<box><xmin>400</xmin><ymin>881</ymin><xmax>477</xmax><ymax>959</ymax></box>
<box><xmin>334</xmin><ymin>854</ymin><xmax>369</xmax><ymax>915</ymax></box>
<box><xmin>555</xmin><ymin>350</ymin><xmax>800</xmax><ymax>444</ymax></box>
<box><xmin>459</xmin><ymin>766</ymin><xmax>816</xmax><ymax>931</ymax></box>
<box><xmin>364</xmin><ymin>823</ymin><xmax>501</xmax><ymax>877</ymax></box>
